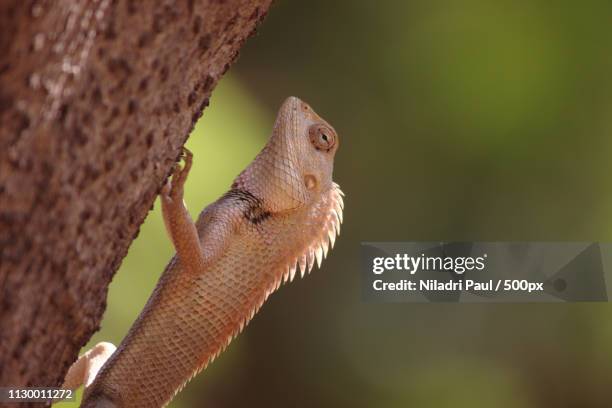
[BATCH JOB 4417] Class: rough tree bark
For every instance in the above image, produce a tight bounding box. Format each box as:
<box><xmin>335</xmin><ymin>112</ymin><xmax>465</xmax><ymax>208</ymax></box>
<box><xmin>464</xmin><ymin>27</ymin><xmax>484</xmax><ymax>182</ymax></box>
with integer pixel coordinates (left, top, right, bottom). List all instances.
<box><xmin>0</xmin><ymin>0</ymin><xmax>272</xmax><ymax>394</ymax></box>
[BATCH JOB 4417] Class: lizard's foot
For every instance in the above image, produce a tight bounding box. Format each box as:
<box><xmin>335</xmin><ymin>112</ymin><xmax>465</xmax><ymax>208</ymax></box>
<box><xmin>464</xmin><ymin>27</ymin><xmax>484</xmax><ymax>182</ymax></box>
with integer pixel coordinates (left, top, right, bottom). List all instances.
<box><xmin>162</xmin><ymin>147</ymin><xmax>193</xmax><ymax>202</ymax></box>
<box><xmin>62</xmin><ymin>342</ymin><xmax>116</xmax><ymax>390</ymax></box>
<box><xmin>160</xmin><ymin>147</ymin><xmax>204</xmax><ymax>274</ymax></box>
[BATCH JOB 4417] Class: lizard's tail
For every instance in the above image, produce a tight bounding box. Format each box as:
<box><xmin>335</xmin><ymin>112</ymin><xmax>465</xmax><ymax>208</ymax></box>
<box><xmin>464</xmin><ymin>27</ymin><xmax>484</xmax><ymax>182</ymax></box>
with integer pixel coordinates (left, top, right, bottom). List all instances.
<box><xmin>61</xmin><ymin>342</ymin><xmax>116</xmax><ymax>399</ymax></box>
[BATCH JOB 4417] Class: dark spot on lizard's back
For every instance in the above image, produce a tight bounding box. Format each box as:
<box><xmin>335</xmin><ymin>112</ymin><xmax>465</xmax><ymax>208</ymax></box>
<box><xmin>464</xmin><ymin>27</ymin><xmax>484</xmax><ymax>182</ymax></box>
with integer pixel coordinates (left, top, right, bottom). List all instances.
<box><xmin>224</xmin><ymin>188</ymin><xmax>259</xmax><ymax>204</ymax></box>
<box><xmin>246</xmin><ymin>207</ymin><xmax>271</xmax><ymax>225</ymax></box>
<box><xmin>224</xmin><ymin>189</ymin><xmax>271</xmax><ymax>225</ymax></box>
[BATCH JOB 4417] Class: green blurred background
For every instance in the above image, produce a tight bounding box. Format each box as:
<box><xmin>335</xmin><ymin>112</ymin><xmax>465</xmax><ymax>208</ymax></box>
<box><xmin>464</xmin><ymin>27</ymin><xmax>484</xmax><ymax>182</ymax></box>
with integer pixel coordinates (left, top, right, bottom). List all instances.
<box><xmin>60</xmin><ymin>1</ymin><xmax>612</xmax><ymax>406</ymax></box>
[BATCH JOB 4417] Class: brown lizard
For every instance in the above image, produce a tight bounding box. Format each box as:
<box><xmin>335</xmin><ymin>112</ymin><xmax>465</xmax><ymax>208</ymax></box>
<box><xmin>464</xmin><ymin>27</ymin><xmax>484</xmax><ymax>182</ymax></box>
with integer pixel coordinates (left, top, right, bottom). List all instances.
<box><xmin>62</xmin><ymin>96</ymin><xmax>344</xmax><ymax>407</ymax></box>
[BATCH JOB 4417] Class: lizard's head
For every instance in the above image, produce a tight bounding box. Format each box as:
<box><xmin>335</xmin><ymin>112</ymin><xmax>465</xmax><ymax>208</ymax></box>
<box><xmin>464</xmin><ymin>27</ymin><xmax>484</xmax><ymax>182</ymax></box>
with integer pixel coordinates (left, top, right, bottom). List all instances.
<box><xmin>271</xmin><ymin>96</ymin><xmax>339</xmax><ymax>209</ymax></box>
<box><xmin>234</xmin><ymin>96</ymin><xmax>340</xmax><ymax>212</ymax></box>
<box><xmin>269</xmin><ymin>97</ymin><xmax>344</xmax><ymax>281</ymax></box>
<box><xmin>289</xmin><ymin>96</ymin><xmax>338</xmax><ymax>193</ymax></box>
<box><xmin>233</xmin><ymin>96</ymin><xmax>344</xmax><ymax>280</ymax></box>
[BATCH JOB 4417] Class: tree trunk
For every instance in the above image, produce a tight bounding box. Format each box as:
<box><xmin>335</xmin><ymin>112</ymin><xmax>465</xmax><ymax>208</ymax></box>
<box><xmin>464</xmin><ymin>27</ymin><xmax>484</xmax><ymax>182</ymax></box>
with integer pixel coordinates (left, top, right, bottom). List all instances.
<box><xmin>0</xmin><ymin>0</ymin><xmax>272</xmax><ymax>395</ymax></box>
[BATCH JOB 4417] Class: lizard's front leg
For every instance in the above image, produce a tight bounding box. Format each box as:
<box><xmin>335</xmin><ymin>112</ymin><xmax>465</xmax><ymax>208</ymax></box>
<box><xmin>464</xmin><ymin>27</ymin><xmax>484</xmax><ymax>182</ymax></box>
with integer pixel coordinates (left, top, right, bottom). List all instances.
<box><xmin>161</xmin><ymin>148</ymin><xmax>206</xmax><ymax>275</ymax></box>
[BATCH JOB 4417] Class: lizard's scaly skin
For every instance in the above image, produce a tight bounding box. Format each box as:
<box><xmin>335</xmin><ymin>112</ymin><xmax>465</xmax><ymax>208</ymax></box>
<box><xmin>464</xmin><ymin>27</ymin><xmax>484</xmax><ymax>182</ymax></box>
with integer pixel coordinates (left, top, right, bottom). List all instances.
<box><xmin>80</xmin><ymin>97</ymin><xmax>343</xmax><ymax>407</ymax></box>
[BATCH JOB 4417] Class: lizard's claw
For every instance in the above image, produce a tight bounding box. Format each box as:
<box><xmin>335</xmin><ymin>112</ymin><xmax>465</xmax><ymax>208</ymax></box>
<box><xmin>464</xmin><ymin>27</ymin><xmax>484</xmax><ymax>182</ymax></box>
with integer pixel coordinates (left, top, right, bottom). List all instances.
<box><xmin>175</xmin><ymin>147</ymin><xmax>193</xmax><ymax>188</ymax></box>
<box><xmin>163</xmin><ymin>148</ymin><xmax>193</xmax><ymax>201</ymax></box>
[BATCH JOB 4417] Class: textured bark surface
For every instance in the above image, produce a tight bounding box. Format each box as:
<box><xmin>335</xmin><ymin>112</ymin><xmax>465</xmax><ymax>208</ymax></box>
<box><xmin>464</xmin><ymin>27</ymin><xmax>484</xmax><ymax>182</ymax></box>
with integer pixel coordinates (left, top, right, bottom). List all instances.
<box><xmin>0</xmin><ymin>0</ymin><xmax>272</xmax><ymax>393</ymax></box>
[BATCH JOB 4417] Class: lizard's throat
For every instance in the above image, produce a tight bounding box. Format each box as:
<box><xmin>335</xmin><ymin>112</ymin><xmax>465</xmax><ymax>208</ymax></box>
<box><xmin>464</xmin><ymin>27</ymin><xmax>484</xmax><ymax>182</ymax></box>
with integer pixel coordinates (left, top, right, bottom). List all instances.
<box><xmin>232</xmin><ymin>147</ymin><xmax>306</xmax><ymax>212</ymax></box>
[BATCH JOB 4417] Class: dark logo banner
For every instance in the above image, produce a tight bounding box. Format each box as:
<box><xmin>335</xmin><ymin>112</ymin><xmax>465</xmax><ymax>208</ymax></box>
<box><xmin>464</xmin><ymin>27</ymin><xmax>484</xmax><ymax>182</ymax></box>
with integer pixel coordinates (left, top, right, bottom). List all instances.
<box><xmin>361</xmin><ymin>242</ymin><xmax>609</xmax><ymax>302</ymax></box>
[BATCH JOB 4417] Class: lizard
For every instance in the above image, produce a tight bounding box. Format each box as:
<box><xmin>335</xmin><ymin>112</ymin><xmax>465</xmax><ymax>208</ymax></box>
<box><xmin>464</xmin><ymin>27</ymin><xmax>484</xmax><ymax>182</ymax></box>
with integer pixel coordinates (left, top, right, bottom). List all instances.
<box><xmin>62</xmin><ymin>96</ymin><xmax>344</xmax><ymax>407</ymax></box>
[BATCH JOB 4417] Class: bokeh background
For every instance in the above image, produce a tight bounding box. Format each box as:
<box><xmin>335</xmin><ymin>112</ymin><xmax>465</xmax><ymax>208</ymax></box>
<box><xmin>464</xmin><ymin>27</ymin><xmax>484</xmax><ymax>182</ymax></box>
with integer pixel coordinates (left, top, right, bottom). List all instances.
<box><xmin>59</xmin><ymin>1</ymin><xmax>612</xmax><ymax>407</ymax></box>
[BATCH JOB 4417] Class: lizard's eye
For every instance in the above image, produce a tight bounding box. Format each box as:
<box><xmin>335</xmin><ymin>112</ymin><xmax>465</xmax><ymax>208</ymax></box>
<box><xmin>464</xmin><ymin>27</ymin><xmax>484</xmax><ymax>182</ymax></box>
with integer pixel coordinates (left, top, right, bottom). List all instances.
<box><xmin>309</xmin><ymin>124</ymin><xmax>336</xmax><ymax>152</ymax></box>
